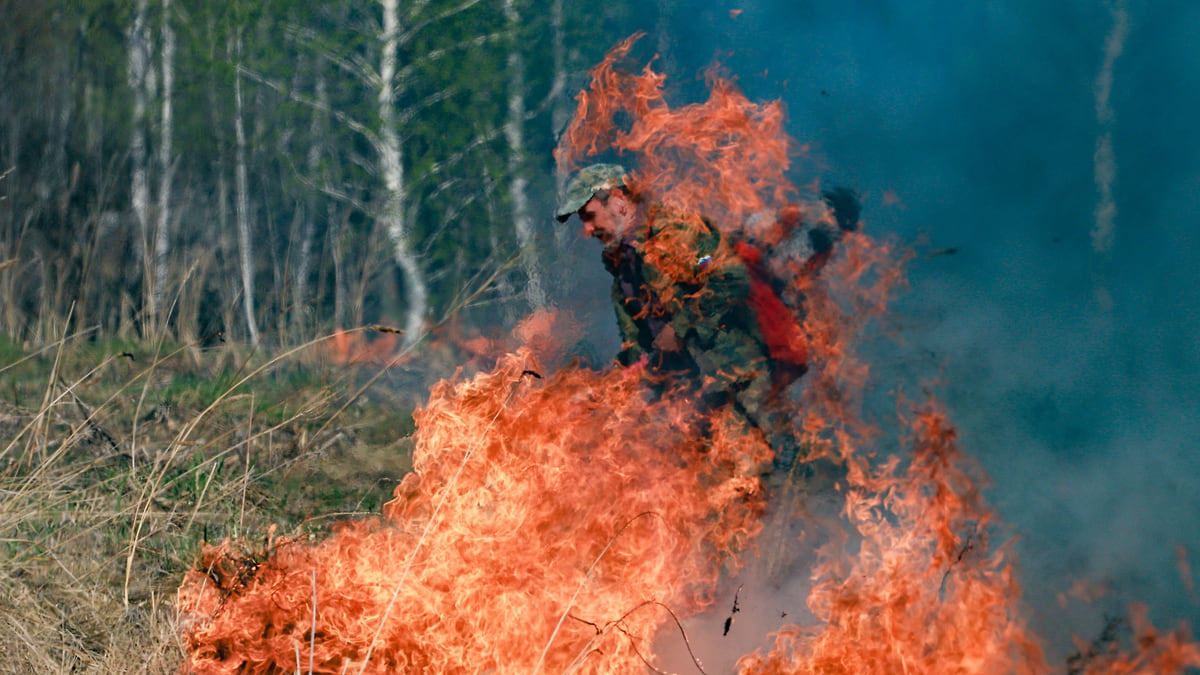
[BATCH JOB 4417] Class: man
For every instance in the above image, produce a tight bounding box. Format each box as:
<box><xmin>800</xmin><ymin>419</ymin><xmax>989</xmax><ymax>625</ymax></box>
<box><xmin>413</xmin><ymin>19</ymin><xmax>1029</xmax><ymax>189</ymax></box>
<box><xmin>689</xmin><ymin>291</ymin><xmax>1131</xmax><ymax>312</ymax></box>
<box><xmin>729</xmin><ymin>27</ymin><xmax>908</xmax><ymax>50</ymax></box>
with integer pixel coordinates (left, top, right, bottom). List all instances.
<box><xmin>555</xmin><ymin>164</ymin><xmax>790</xmax><ymax>457</ymax></box>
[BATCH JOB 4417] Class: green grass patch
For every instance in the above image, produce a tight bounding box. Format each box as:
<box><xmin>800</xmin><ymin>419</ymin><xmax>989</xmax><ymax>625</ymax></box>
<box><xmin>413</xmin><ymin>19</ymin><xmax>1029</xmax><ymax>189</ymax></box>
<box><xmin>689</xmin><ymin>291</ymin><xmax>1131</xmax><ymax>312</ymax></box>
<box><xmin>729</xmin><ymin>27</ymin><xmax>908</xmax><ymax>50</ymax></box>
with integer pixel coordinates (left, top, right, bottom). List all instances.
<box><xmin>0</xmin><ymin>331</ymin><xmax>424</xmax><ymax>670</ymax></box>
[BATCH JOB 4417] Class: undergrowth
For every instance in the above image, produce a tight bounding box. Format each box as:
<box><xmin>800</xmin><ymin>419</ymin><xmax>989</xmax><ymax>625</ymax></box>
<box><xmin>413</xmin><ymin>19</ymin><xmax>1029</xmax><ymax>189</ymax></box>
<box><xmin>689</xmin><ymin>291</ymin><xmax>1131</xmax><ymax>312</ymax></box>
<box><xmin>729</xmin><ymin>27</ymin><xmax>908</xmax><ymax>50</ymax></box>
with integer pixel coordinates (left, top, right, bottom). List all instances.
<box><xmin>0</xmin><ymin>328</ymin><xmax>420</xmax><ymax>673</ymax></box>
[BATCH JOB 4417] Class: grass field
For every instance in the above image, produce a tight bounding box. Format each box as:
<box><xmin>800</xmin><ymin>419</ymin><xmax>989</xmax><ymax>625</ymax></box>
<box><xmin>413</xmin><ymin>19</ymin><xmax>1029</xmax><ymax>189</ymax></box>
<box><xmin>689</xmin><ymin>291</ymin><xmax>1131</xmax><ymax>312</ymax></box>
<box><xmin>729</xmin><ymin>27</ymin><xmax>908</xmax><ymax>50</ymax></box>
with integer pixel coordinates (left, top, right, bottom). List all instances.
<box><xmin>0</xmin><ymin>329</ymin><xmax>428</xmax><ymax>672</ymax></box>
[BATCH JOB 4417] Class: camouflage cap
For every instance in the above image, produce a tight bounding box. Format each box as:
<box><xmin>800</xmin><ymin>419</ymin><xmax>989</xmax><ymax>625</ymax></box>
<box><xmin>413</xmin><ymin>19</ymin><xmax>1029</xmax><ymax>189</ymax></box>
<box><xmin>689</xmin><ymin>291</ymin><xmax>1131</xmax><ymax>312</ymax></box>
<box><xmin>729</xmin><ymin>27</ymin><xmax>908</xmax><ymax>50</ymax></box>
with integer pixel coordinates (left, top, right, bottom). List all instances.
<box><xmin>554</xmin><ymin>164</ymin><xmax>629</xmax><ymax>222</ymax></box>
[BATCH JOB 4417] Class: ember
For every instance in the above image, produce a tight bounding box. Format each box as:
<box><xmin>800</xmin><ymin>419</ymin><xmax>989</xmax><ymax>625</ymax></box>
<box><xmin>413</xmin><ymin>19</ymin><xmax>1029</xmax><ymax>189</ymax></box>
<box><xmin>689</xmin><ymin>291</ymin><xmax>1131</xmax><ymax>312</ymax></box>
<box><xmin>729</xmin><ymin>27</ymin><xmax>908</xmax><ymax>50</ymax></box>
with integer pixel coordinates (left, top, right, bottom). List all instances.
<box><xmin>178</xmin><ymin>36</ymin><xmax>1200</xmax><ymax>675</ymax></box>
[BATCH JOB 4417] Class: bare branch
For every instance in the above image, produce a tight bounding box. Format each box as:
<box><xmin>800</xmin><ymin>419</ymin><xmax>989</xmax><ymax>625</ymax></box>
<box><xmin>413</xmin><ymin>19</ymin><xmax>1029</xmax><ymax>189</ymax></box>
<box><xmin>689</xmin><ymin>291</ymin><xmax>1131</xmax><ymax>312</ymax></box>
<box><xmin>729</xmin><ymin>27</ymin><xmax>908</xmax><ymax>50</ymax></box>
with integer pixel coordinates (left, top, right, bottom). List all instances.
<box><xmin>395</xmin><ymin>31</ymin><xmax>509</xmax><ymax>86</ymax></box>
<box><xmin>401</xmin><ymin>0</ymin><xmax>433</xmax><ymax>27</ymax></box>
<box><xmin>417</xmin><ymin>187</ymin><xmax>481</xmax><ymax>258</ymax></box>
<box><xmin>283</xmin><ymin>24</ymin><xmax>380</xmax><ymax>89</ymax></box>
<box><xmin>236</xmin><ymin>65</ymin><xmax>381</xmax><ymax>149</ymax></box>
<box><xmin>317</xmin><ymin>182</ymin><xmax>371</xmax><ymax>214</ymax></box>
<box><xmin>394</xmin><ymin>83</ymin><xmax>464</xmax><ymax>127</ymax></box>
<box><xmin>399</xmin><ymin>0</ymin><xmax>486</xmax><ymax>45</ymax></box>
<box><xmin>422</xmin><ymin>124</ymin><xmax>505</xmax><ymax>181</ymax></box>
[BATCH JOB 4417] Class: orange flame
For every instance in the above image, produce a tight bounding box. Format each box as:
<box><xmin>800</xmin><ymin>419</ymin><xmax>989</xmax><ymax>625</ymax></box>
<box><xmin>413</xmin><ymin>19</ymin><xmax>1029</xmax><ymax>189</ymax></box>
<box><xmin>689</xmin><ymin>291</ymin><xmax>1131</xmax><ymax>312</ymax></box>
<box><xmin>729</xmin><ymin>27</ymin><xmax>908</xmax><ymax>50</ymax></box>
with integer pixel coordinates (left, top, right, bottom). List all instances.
<box><xmin>179</xmin><ymin>38</ymin><xmax>1200</xmax><ymax>675</ymax></box>
<box><xmin>738</xmin><ymin>402</ymin><xmax>1048</xmax><ymax>674</ymax></box>
<box><xmin>179</xmin><ymin>345</ymin><xmax>771</xmax><ymax>673</ymax></box>
<box><xmin>316</xmin><ymin>313</ymin><xmax>583</xmax><ymax>373</ymax></box>
<box><xmin>556</xmin><ymin>33</ymin><xmax>795</xmax><ymax>239</ymax></box>
<box><xmin>325</xmin><ymin>328</ymin><xmax>402</xmax><ymax>367</ymax></box>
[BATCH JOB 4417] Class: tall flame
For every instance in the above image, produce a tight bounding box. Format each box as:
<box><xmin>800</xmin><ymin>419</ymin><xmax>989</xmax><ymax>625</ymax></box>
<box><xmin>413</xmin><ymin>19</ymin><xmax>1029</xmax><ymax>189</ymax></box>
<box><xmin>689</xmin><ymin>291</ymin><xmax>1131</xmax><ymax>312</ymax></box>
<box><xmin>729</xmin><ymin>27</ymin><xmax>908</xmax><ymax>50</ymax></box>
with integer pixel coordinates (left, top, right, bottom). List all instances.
<box><xmin>178</xmin><ymin>37</ymin><xmax>1200</xmax><ymax>675</ymax></box>
<box><xmin>737</xmin><ymin>401</ymin><xmax>1049</xmax><ymax>674</ymax></box>
<box><xmin>179</xmin><ymin>340</ymin><xmax>771</xmax><ymax>674</ymax></box>
<box><xmin>556</xmin><ymin>33</ymin><xmax>796</xmax><ymax>239</ymax></box>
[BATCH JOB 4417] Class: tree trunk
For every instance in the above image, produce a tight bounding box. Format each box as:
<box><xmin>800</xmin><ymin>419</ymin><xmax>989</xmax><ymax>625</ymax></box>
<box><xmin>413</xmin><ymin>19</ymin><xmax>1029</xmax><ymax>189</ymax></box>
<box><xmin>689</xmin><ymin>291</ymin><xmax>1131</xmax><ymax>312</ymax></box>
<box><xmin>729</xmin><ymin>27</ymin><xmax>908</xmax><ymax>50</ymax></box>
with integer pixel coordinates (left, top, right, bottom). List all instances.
<box><xmin>378</xmin><ymin>0</ymin><xmax>428</xmax><ymax>344</ymax></box>
<box><xmin>293</xmin><ymin>71</ymin><xmax>325</xmax><ymax>339</ymax></box>
<box><xmin>126</xmin><ymin>0</ymin><xmax>152</xmax><ymax>330</ymax></box>
<box><xmin>154</xmin><ymin>0</ymin><xmax>175</xmax><ymax>327</ymax></box>
<box><xmin>234</xmin><ymin>36</ymin><xmax>259</xmax><ymax>346</ymax></box>
<box><xmin>550</xmin><ymin>0</ymin><xmax>572</xmax><ymax>252</ymax></box>
<box><xmin>208</xmin><ymin>12</ymin><xmax>232</xmax><ymax>340</ymax></box>
<box><xmin>1091</xmin><ymin>0</ymin><xmax>1128</xmax><ymax>257</ymax></box>
<box><xmin>504</xmin><ymin>0</ymin><xmax>546</xmax><ymax>311</ymax></box>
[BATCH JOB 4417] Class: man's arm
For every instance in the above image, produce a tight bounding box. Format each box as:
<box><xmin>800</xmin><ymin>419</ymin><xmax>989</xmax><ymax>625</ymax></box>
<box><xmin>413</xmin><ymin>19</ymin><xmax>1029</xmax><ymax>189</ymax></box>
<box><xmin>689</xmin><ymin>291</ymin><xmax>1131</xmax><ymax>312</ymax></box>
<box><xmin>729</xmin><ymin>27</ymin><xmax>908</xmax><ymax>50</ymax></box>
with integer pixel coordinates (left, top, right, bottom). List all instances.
<box><xmin>612</xmin><ymin>279</ymin><xmax>648</xmax><ymax>366</ymax></box>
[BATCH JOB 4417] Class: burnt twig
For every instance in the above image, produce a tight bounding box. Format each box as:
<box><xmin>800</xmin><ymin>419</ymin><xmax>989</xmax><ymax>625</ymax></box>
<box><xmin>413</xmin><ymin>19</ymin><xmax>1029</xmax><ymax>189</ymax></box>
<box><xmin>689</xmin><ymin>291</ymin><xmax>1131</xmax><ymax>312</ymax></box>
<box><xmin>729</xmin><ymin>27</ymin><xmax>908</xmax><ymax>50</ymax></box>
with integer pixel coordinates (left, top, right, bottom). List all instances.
<box><xmin>723</xmin><ymin>584</ymin><xmax>743</xmax><ymax>636</ymax></box>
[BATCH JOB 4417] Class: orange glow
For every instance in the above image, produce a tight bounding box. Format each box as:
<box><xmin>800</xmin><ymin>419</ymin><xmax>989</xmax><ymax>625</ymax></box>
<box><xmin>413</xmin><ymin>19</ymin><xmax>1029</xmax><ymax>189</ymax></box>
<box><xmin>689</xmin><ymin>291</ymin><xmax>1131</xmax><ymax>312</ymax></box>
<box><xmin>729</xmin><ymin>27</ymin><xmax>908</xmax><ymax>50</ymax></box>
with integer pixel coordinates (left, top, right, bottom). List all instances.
<box><xmin>737</xmin><ymin>402</ymin><xmax>1050</xmax><ymax>675</ymax></box>
<box><xmin>326</xmin><ymin>328</ymin><xmax>401</xmax><ymax>366</ymax></box>
<box><xmin>180</xmin><ymin>38</ymin><xmax>1200</xmax><ymax>675</ymax></box>
<box><xmin>178</xmin><ymin>345</ymin><xmax>772</xmax><ymax>674</ymax></box>
<box><xmin>881</xmin><ymin>188</ymin><xmax>904</xmax><ymax>208</ymax></box>
<box><xmin>1179</xmin><ymin>545</ymin><xmax>1195</xmax><ymax>597</ymax></box>
<box><xmin>316</xmin><ymin>313</ymin><xmax>582</xmax><ymax>373</ymax></box>
<box><xmin>557</xmin><ymin>33</ymin><xmax>794</xmax><ymax>241</ymax></box>
<box><xmin>1061</xmin><ymin>578</ymin><xmax>1112</xmax><ymax>608</ymax></box>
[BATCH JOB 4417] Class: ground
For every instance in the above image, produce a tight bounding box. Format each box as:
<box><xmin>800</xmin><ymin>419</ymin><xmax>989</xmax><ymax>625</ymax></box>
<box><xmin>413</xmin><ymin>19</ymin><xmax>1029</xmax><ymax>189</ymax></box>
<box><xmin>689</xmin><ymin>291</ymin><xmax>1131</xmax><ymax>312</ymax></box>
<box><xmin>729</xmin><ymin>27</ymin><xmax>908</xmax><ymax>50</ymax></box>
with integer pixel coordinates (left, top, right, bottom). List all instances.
<box><xmin>0</xmin><ymin>332</ymin><xmax>424</xmax><ymax>673</ymax></box>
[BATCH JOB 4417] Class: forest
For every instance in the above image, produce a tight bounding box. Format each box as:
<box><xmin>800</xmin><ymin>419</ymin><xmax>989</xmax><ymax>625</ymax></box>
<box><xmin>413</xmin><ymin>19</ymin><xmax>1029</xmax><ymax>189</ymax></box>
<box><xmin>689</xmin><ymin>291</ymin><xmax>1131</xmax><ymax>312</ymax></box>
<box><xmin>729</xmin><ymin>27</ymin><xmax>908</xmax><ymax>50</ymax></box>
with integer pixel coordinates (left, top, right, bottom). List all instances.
<box><xmin>0</xmin><ymin>0</ymin><xmax>657</xmax><ymax>348</ymax></box>
<box><xmin>6</xmin><ymin>1</ymin><xmax>1199</xmax><ymax>672</ymax></box>
<box><xmin>0</xmin><ymin>1</ymin><xmax>668</xmax><ymax>669</ymax></box>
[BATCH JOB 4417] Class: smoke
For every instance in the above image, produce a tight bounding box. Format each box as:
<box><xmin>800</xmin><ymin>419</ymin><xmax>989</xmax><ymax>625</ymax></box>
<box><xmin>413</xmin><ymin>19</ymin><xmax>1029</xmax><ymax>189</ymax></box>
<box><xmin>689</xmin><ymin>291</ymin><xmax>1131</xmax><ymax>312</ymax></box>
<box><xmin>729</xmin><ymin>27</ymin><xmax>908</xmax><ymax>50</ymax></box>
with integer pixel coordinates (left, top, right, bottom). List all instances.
<box><xmin>635</xmin><ymin>0</ymin><xmax>1200</xmax><ymax>665</ymax></box>
<box><xmin>176</xmin><ymin>4</ymin><xmax>1200</xmax><ymax>668</ymax></box>
<box><xmin>654</xmin><ymin>490</ymin><xmax>841</xmax><ymax>673</ymax></box>
<box><xmin>1091</xmin><ymin>0</ymin><xmax>1128</xmax><ymax>257</ymax></box>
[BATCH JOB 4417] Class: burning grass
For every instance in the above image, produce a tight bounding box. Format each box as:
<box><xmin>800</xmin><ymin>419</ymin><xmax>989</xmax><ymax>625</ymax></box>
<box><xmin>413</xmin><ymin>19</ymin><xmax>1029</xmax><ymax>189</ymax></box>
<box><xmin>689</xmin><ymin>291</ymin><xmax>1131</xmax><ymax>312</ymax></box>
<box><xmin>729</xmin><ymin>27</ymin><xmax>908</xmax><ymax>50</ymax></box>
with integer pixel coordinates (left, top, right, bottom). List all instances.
<box><xmin>170</xmin><ymin>308</ymin><xmax>1200</xmax><ymax>674</ymax></box>
<box><xmin>174</xmin><ymin>36</ymin><xmax>1200</xmax><ymax>675</ymax></box>
<box><xmin>178</xmin><ymin>339</ymin><xmax>774</xmax><ymax>674</ymax></box>
<box><xmin>8</xmin><ymin>33</ymin><xmax>1198</xmax><ymax>675</ymax></box>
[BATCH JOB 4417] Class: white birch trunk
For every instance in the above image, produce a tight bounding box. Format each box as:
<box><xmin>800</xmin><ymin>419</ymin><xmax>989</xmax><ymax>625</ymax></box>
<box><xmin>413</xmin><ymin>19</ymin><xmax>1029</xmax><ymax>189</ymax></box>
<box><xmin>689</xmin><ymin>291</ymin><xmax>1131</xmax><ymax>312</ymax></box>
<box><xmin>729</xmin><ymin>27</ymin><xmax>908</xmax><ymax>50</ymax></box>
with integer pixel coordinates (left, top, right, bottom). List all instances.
<box><xmin>333</xmin><ymin>219</ymin><xmax>346</xmax><ymax>329</ymax></box>
<box><xmin>550</xmin><ymin>0</ymin><xmax>572</xmax><ymax>252</ymax></box>
<box><xmin>503</xmin><ymin>0</ymin><xmax>546</xmax><ymax>311</ymax></box>
<box><xmin>379</xmin><ymin>0</ymin><xmax>428</xmax><ymax>344</ymax></box>
<box><xmin>234</xmin><ymin>37</ymin><xmax>260</xmax><ymax>346</ymax></box>
<box><xmin>294</xmin><ymin>197</ymin><xmax>315</xmax><ymax>334</ymax></box>
<box><xmin>293</xmin><ymin>73</ymin><xmax>326</xmax><ymax>337</ymax></box>
<box><xmin>126</xmin><ymin>0</ymin><xmax>152</xmax><ymax>325</ymax></box>
<box><xmin>213</xmin><ymin>36</ymin><xmax>232</xmax><ymax>339</ymax></box>
<box><xmin>550</xmin><ymin>0</ymin><xmax>567</xmax><ymax>138</ymax></box>
<box><xmin>1091</xmin><ymin>1</ymin><xmax>1128</xmax><ymax>257</ymax></box>
<box><xmin>153</xmin><ymin>0</ymin><xmax>175</xmax><ymax>323</ymax></box>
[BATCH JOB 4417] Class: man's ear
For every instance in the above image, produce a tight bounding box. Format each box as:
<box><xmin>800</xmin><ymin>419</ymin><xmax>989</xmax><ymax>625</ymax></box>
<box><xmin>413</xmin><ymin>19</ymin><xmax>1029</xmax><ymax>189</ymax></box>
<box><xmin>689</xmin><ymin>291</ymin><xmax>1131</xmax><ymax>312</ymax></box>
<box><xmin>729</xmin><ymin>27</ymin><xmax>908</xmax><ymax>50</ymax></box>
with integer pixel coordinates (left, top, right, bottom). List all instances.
<box><xmin>612</xmin><ymin>191</ymin><xmax>631</xmax><ymax>217</ymax></box>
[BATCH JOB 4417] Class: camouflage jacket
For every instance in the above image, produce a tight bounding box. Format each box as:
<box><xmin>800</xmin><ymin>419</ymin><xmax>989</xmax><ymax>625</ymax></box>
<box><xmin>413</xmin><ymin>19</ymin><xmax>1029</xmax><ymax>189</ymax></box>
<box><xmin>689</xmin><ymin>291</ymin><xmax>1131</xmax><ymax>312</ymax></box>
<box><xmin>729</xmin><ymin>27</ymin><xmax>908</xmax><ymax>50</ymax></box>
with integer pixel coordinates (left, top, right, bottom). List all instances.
<box><xmin>602</xmin><ymin>207</ymin><xmax>775</xmax><ymax>417</ymax></box>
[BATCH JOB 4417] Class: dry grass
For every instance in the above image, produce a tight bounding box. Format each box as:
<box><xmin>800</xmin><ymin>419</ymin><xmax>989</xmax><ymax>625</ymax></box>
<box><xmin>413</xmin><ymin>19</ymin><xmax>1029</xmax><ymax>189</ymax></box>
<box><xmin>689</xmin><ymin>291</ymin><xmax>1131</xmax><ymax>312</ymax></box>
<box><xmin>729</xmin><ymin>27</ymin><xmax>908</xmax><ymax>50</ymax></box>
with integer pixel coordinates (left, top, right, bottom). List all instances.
<box><xmin>0</xmin><ymin>328</ymin><xmax>422</xmax><ymax>674</ymax></box>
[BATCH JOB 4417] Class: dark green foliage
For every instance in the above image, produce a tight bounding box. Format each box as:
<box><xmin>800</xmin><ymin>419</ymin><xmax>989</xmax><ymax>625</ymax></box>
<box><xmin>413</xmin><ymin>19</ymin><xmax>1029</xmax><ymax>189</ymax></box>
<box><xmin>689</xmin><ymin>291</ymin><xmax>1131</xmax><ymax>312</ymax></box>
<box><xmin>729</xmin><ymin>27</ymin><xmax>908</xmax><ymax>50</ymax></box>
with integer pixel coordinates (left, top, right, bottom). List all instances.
<box><xmin>0</xmin><ymin>0</ymin><xmax>641</xmax><ymax>346</ymax></box>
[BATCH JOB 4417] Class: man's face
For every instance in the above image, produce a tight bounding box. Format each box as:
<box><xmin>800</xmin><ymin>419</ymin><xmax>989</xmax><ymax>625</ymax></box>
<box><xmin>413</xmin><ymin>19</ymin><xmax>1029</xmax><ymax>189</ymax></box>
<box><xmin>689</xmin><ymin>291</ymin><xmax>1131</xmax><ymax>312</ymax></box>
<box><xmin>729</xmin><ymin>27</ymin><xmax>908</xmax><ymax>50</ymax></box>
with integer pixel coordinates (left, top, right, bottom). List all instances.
<box><xmin>578</xmin><ymin>191</ymin><xmax>632</xmax><ymax>246</ymax></box>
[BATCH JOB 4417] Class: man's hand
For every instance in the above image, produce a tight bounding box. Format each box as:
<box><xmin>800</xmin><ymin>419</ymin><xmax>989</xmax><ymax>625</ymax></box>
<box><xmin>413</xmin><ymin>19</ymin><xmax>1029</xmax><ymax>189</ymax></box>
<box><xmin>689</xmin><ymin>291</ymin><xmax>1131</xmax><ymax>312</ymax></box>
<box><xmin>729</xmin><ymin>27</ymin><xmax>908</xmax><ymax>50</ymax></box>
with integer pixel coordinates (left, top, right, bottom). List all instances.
<box><xmin>653</xmin><ymin>324</ymin><xmax>682</xmax><ymax>352</ymax></box>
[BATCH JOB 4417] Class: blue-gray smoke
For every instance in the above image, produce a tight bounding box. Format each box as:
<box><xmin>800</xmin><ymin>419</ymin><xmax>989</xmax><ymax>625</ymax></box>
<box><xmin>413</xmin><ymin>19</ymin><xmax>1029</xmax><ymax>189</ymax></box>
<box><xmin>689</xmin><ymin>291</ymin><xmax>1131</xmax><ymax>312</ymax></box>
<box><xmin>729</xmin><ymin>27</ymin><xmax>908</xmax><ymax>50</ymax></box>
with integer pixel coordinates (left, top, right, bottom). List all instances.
<box><xmin>627</xmin><ymin>0</ymin><xmax>1200</xmax><ymax>663</ymax></box>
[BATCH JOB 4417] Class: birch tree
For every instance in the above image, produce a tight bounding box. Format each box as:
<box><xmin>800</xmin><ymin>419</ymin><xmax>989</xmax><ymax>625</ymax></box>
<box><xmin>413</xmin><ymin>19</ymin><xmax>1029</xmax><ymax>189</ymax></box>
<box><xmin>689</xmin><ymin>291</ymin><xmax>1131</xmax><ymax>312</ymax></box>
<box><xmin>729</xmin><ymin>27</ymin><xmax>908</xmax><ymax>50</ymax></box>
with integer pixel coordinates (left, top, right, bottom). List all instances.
<box><xmin>292</xmin><ymin>70</ymin><xmax>327</xmax><ymax>338</ymax></box>
<box><xmin>377</xmin><ymin>0</ymin><xmax>427</xmax><ymax>342</ymax></box>
<box><xmin>265</xmin><ymin>0</ymin><xmax>508</xmax><ymax>342</ymax></box>
<box><xmin>233</xmin><ymin>33</ymin><xmax>259</xmax><ymax>346</ymax></box>
<box><xmin>503</xmin><ymin>0</ymin><xmax>546</xmax><ymax>310</ymax></box>
<box><xmin>127</xmin><ymin>0</ymin><xmax>153</xmax><ymax>327</ymax></box>
<box><xmin>153</xmin><ymin>0</ymin><xmax>175</xmax><ymax>323</ymax></box>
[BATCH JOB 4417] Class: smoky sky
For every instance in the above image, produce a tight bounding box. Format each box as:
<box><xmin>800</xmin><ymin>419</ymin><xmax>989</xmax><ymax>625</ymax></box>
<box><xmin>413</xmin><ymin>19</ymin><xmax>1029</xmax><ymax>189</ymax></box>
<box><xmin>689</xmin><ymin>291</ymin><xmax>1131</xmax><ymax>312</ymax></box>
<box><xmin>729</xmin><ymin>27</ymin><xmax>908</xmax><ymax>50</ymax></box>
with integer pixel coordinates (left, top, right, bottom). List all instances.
<box><xmin>568</xmin><ymin>0</ymin><xmax>1200</xmax><ymax>660</ymax></box>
